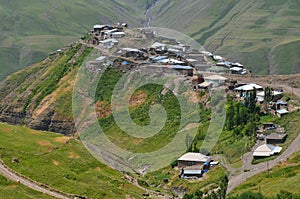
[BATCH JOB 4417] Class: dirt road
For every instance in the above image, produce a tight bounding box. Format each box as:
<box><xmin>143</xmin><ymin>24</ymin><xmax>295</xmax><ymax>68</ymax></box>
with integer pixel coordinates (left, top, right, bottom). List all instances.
<box><xmin>226</xmin><ymin>74</ymin><xmax>300</xmax><ymax>193</ymax></box>
<box><xmin>227</xmin><ymin>131</ymin><xmax>300</xmax><ymax>193</ymax></box>
<box><xmin>0</xmin><ymin>160</ymin><xmax>70</xmax><ymax>199</ymax></box>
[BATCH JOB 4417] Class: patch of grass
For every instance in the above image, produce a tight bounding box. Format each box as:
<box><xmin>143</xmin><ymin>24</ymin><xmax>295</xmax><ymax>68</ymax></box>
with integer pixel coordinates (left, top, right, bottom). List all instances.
<box><xmin>0</xmin><ymin>175</ymin><xmax>55</xmax><ymax>199</ymax></box>
<box><xmin>0</xmin><ymin>122</ymin><xmax>144</xmax><ymax>199</ymax></box>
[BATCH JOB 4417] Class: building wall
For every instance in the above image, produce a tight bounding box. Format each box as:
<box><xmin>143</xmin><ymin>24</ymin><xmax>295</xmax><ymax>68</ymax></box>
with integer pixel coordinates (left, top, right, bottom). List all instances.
<box><xmin>178</xmin><ymin>160</ymin><xmax>203</xmax><ymax>168</ymax></box>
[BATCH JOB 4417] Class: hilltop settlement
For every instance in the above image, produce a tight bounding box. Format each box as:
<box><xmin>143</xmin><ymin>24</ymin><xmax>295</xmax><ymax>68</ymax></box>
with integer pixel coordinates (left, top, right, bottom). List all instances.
<box><xmin>70</xmin><ymin>23</ymin><xmax>299</xmax><ymax>180</ymax></box>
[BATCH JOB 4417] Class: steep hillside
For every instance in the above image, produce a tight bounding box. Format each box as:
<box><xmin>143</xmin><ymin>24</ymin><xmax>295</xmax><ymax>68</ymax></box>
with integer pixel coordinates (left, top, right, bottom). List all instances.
<box><xmin>0</xmin><ymin>0</ymin><xmax>148</xmax><ymax>81</ymax></box>
<box><xmin>149</xmin><ymin>0</ymin><xmax>300</xmax><ymax>75</ymax></box>
<box><xmin>0</xmin><ymin>43</ymin><xmax>91</xmax><ymax>134</ymax></box>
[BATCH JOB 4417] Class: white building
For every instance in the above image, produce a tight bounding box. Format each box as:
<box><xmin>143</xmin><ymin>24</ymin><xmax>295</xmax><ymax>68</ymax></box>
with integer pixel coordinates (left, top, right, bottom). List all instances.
<box><xmin>253</xmin><ymin>144</ymin><xmax>282</xmax><ymax>157</ymax></box>
<box><xmin>178</xmin><ymin>152</ymin><xmax>211</xmax><ymax>167</ymax></box>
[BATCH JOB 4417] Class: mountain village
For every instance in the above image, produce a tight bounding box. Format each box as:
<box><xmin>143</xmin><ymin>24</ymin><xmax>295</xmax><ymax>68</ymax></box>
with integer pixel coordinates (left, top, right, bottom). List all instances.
<box><xmin>64</xmin><ymin>23</ymin><xmax>298</xmax><ymax>182</ymax></box>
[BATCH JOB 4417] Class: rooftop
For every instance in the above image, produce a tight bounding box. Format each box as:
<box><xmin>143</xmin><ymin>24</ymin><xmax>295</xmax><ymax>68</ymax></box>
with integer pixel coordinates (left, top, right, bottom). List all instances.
<box><xmin>178</xmin><ymin>152</ymin><xmax>211</xmax><ymax>162</ymax></box>
<box><xmin>253</xmin><ymin>144</ymin><xmax>282</xmax><ymax>157</ymax></box>
<box><xmin>266</xmin><ymin>133</ymin><xmax>287</xmax><ymax>140</ymax></box>
<box><xmin>234</xmin><ymin>83</ymin><xmax>263</xmax><ymax>91</ymax></box>
<box><xmin>169</xmin><ymin>65</ymin><xmax>193</xmax><ymax>70</ymax></box>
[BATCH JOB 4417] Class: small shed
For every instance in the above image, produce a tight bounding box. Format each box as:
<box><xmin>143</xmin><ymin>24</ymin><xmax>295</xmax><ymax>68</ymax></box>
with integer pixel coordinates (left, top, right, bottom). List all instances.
<box><xmin>151</xmin><ymin>42</ymin><xmax>167</xmax><ymax>51</ymax></box>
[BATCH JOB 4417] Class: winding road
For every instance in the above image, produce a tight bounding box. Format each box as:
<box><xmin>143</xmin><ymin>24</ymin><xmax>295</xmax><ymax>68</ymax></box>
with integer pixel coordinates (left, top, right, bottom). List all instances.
<box><xmin>0</xmin><ymin>160</ymin><xmax>70</xmax><ymax>199</ymax></box>
<box><xmin>227</xmin><ymin>131</ymin><xmax>300</xmax><ymax>193</ymax></box>
<box><xmin>226</xmin><ymin>75</ymin><xmax>300</xmax><ymax>193</ymax></box>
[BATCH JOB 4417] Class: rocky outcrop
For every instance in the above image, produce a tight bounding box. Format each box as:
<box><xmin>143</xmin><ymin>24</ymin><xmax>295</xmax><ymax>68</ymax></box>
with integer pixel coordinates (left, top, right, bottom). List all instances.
<box><xmin>0</xmin><ymin>43</ymin><xmax>88</xmax><ymax>135</ymax></box>
<box><xmin>0</xmin><ymin>93</ymin><xmax>75</xmax><ymax>135</ymax></box>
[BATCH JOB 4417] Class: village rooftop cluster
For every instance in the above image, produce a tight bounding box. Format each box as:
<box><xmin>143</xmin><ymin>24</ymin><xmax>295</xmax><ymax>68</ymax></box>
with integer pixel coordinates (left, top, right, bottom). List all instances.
<box><xmin>82</xmin><ymin>23</ymin><xmax>296</xmax><ymax>180</ymax></box>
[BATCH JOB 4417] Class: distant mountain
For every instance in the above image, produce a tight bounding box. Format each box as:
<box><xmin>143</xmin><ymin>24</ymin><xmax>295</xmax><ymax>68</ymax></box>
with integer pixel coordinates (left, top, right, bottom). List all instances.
<box><xmin>148</xmin><ymin>0</ymin><xmax>300</xmax><ymax>75</ymax></box>
<box><xmin>0</xmin><ymin>0</ymin><xmax>148</xmax><ymax>81</ymax></box>
<box><xmin>1</xmin><ymin>0</ymin><xmax>300</xmax><ymax>80</ymax></box>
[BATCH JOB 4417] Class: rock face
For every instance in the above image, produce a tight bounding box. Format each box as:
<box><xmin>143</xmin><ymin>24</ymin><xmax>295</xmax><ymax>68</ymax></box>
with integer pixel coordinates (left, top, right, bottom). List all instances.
<box><xmin>0</xmin><ymin>43</ymin><xmax>88</xmax><ymax>135</ymax></box>
<box><xmin>0</xmin><ymin>102</ymin><xmax>75</xmax><ymax>135</ymax></box>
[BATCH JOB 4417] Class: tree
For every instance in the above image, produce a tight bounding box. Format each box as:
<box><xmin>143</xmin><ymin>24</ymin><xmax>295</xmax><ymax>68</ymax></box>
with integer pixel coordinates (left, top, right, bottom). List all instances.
<box><xmin>226</xmin><ymin>100</ymin><xmax>235</xmax><ymax>130</ymax></box>
<box><xmin>245</xmin><ymin>88</ymin><xmax>257</xmax><ymax>113</ymax></box>
<box><xmin>234</xmin><ymin>103</ymin><xmax>241</xmax><ymax>127</ymax></box>
<box><xmin>264</xmin><ymin>87</ymin><xmax>273</xmax><ymax>113</ymax></box>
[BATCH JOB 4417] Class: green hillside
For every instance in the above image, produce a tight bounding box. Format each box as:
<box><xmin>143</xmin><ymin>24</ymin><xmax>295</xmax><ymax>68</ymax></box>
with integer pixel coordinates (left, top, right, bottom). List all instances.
<box><xmin>149</xmin><ymin>0</ymin><xmax>300</xmax><ymax>75</ymax></box>
<box><xmin>0</xmin><ymin>0</ymin><xmax>148</xmax><ymax>81</ymax></box>
<box><xmin>1</xmin><ymin>0</ymin><xmax>300</xmax><ymax>80</ymax></box>
<box><xmin>0</xmin><ymin>122</ymin><xmax>144</xmax><ymax>198</ymax></box>
<box><xmin>0</xmin><ymin>175</ymin><xmax>55</xmax><ymax>199</ymax></box>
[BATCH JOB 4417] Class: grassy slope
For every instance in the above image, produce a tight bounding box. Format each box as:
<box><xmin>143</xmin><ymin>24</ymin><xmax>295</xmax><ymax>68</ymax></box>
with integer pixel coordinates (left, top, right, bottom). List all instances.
<box><xmin>0</xmin><ymin>0</ymin><xmax>148</xmax><ymax>81</ymax></box>
<box><xmin>149</xmin><ymin>0</ymin><xmax>300</xmax><ymax>75</ymax></box>
<box><xmin>0</xmin><ymin>175</ymin><xmax>55</xmax><ymax>199</ymax></box>
<box><xmin>0</xmin><ymin>122</ymin><xmax>144</xmax><ymax>199</ymax></box>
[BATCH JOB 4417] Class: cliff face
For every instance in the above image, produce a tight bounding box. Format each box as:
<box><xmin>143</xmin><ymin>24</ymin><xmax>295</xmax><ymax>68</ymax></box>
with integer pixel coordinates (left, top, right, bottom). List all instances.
<box><xmin>0</xmin><ymin>43</ymin><xmax>91</xmax><ymax>135</ymax></box>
